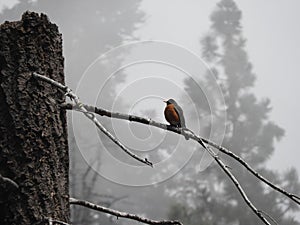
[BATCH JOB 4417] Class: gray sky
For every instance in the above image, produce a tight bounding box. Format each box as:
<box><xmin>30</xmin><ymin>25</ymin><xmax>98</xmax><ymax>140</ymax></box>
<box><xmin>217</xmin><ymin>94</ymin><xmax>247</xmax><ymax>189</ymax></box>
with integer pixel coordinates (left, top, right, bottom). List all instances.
<box><xmin>0</xmin><ymin>0</ymin><xmax>19</xmax><ymax>11</ymax></box>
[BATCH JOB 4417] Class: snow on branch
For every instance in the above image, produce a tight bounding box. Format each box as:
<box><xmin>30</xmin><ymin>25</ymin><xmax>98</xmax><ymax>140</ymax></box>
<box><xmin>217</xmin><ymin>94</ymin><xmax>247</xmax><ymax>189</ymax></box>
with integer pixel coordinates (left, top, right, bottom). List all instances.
<box><xmin>195</xmin><ymin>141</ymin><xmax>293</xmax><ymax>225</ymax></box>
<box><xmin>33</xmin><ymin>72</ymin><xmax>300</xmax><ymax>225</ymax></box>
<box><xmin>203</xmin><ymin>137</ymin><xmax>300</xmax><ymax>206</ymax></box>
<box><xmin>201</xmin><ymin>145</ymin><xmax>271</xmax><ymax>224</ymax></box>
<box><xmin>64</xmin><ymin>102</ymin><xmax>300</xmax><ymax>225</ymax></box>
<box><xmin>65</xmin><ymin>106</ymin><xmax>271</xmax><ymax>224</ymax></box>
<box><xmin>33</xmin><ymin>72</ymin><xmax>152</xmax><ymax>167</ymax></box>
<box><xmin>63</xmin><ymin>101</ymin><xmax>300</xmax><ymax>206</ymax></box>
<box><xmin>69</xmin><ymin>197</ymin><xmax>182</xmax><ymax>225</ymax></box>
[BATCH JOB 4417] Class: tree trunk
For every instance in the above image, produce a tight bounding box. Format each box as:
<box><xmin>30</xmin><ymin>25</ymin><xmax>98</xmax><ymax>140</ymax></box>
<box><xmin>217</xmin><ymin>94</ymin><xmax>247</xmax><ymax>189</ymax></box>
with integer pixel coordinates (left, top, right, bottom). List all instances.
<box><xmin>0</xmin><ymin>11</ymin><xmax>69</xmax><ymax>224</ymax></box>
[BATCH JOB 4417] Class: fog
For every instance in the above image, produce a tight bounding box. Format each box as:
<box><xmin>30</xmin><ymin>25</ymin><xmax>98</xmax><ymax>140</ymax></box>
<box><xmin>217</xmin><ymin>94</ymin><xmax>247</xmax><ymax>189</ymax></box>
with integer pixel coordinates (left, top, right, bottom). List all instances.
<box><xmin>1</xmin><ymin>0</ymin><xmax>299</xmax><ymax>224</ymax></box>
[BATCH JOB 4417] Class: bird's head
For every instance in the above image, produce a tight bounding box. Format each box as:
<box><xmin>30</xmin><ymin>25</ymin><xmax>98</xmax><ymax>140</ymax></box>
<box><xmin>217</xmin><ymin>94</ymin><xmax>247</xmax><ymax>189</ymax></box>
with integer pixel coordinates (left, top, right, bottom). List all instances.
<box><xmin>163</xmin><ymin>99</ymin><xmax>176</xmax><ymax>105</ymax></box>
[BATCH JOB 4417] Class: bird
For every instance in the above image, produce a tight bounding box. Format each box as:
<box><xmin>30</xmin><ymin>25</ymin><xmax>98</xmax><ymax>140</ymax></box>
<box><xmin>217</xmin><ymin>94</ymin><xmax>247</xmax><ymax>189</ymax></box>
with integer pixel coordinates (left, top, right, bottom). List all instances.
<box><xmin>163</xmin><ymin>99</ymin><xmax>207</xmax><ymax>148</ymax></box>
<box><xmin>163</xmin><ymin>99</ymin><xmax>189</xmax><ymax>140</ymax></box>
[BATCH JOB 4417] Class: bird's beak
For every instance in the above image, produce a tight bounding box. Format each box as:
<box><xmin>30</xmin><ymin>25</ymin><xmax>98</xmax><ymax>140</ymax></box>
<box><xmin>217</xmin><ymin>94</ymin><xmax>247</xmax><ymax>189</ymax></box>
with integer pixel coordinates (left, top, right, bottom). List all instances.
<box><xmin>163</xmin><ymin>100</ymin><xmax>167</xmax><ymax>103</ymax></box>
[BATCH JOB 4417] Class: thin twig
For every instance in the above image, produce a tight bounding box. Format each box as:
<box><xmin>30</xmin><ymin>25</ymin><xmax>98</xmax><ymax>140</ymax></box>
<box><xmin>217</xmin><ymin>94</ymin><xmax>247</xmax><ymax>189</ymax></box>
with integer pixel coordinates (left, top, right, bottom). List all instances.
<box><xmin>33</xmin><ymin>72</ymin><xmax>152</xmax><ymax>167</ymax></box>
<box><xmin>62</xmin><ymin>102</ymin><xmax>300</xmax><ymax>206</ymax></box>
<box><xmin>198</xmin><ymin>143</ymin><xmax>271</xmax><ymax>225</ymax></box>
<box><xmin>0</xmin><ymin>174</ymin><xmax>19</xmax><ymax>189</ymax></box>
<box><xmin>69</xmin><ymin>197</ymin><xmax>182</xmax><ymax>225</ymax></box>
<box><xmin>47</xmin><ymin>217</ymin><xmax>70</xmax><ymax>225</ymax></box>
<box><xmin>258</xmin><ymin>210</ymin><xmax>279</xmax><ymax>225</ymax></box>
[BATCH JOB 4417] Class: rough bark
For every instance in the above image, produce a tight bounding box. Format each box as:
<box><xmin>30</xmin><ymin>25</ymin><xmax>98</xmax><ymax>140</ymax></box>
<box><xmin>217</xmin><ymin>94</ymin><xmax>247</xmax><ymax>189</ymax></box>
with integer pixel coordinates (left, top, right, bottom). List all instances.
<box><xmin>0</xmin><ymin>11</ymin><xmax>69</xmax><ymax>224</ymax></box>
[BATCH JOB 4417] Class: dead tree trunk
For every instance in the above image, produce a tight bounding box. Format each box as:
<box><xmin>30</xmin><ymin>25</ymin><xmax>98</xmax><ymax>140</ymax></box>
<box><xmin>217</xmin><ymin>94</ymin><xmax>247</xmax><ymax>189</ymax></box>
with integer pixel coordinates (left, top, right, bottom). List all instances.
<box><xmin>0</xmin><ymin>11</ymin><xmax>69</xmax><ymax>224</ymax></box>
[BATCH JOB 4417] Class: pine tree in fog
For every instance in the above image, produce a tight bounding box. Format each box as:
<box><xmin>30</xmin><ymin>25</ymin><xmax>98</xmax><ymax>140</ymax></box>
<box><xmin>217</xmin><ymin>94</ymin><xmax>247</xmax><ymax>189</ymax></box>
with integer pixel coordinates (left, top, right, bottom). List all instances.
<box><xmin>168</xmin><ymin>0</ymin><xmax>300</xmax><ymax>224</ymax></box>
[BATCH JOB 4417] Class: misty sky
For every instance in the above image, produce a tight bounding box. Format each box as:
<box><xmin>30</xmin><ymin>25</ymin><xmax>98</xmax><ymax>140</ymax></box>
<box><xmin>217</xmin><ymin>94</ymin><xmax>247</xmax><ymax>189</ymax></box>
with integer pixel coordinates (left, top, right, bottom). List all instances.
<box><xmin>1</xmin><ymin>0</ymin><xmax>299</xmax><ymax>178</ymax></box>
<box><xmin>1</xmin><ymin>0</ymin><xmax>300</xmax><ymax>222</ymax></box>
<box><xmin>134</xmin><ymin>0</ymin><xmax>300</xmax><ymax>175</ymax></box>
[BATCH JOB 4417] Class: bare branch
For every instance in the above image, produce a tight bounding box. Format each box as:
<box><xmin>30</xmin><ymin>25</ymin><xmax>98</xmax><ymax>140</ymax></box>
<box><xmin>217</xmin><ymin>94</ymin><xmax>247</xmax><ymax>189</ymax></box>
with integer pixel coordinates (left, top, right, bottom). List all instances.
<box><xmin>66</xmin><ymin>103</ymin><xmax>271</xmax><ymax>224</ymax></box>
<box><xmin>0</xmin><ymin>174</ymin><xmax>19</xmax><ymax>189</ymax></box>
<box><xmin>69</xmin><ymin>197</ymin><xmax>182</xmax><ymax>225</ymax></box>
<box><xmin>64</xmin><ymin>102</ymin><xmax>300</xmax><ymax>224</ymax></box>
<box><xmin>200</xmin><ymin>145</ymin><xmax>271</xmax><ymax>225</ymax></box>
<box><xmin>201</xmin><ymin>138</ymin><xmax>300</xmax><ymax>206</ymax></box>
<box><xmin>33</xmin><ymin>72</ymin><xmax>152</xmax><ymax>167</ymax></box>
<box><xmin>62</xmin><ymin>102</ymin><xmax>300</xmax><ymax>206</ymax></box>
<box><xmin>33</xmin><ymin>73</ymin><xmax>298</xmax><ymax>224</ymax></box>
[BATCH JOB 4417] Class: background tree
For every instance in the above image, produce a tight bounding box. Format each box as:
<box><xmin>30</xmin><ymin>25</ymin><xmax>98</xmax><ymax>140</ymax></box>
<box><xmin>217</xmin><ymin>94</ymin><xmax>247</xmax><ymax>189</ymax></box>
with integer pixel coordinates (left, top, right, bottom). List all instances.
<box><xmin>168</xmin><ymin>0</ymin><xmax>300</xmax><ymax>224</ymax></box>
<box><xmin>1</xmin><ymin>1</ymin><xmax>145</xmax><ymax>224</ymax></box>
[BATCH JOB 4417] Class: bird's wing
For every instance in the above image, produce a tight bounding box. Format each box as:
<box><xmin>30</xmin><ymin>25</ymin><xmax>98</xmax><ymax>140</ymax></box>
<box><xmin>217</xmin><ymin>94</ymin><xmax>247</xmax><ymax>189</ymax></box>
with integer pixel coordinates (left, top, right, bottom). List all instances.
<box><xmin>173</xmin><ymin>104</ymin><xmax>186</xmax><ymax>128</ymax></box>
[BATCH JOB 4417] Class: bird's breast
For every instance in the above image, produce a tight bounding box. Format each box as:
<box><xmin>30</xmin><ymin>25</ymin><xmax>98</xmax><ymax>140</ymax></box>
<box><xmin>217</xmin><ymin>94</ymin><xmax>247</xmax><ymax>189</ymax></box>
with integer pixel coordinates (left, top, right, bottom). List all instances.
<box><xmin>164</xmin><ymin>104</ymin><xmax>180</xmax><ymax>126</ymax></box>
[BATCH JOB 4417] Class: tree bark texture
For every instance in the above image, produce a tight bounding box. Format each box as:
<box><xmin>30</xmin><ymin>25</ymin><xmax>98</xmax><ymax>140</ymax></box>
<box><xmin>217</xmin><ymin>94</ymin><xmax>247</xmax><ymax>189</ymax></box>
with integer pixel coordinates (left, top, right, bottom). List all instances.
<box><xmin>0</xmin><ymin>11</ymin><xmax>69</xmax><ymax>224</ymax></box>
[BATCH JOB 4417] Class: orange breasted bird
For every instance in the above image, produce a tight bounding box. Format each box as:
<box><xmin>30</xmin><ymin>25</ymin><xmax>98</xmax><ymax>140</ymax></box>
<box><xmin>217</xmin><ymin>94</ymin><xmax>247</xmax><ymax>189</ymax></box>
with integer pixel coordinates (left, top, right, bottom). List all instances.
<box><xmin>163</xmin><ymin>99</ymin><xmax>207</xmax><ymax>148</ymax></box>
<box><xmin>164</xmin><ymin>99</ymin><xmax>189</xmax><ymax>140</ymax></box>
